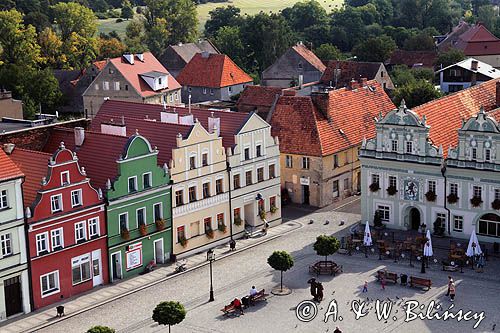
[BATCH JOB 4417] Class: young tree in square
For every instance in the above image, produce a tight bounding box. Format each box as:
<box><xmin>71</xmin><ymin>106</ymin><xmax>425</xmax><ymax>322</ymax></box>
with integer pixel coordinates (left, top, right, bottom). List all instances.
<box><xmin>313</xmin><ymin>235</ymin><xmax>340</xmax><ymax>262</ymax></box>
<box><xmin>152</xmin><ymin>301</ymin><xmax>186</xmax><ymax>333</ymax></box>
<box><xmin>267</xmin><ymin>251</ymin><xmax>294</xmax><ymax>291</ymax></box>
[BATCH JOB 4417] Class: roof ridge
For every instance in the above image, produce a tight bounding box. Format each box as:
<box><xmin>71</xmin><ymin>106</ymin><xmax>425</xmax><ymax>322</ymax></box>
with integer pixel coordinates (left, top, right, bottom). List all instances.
<box><xmin>14</xmin><ymin>148</ymin><xmax>52</xmax><ymax>156</ymax></box>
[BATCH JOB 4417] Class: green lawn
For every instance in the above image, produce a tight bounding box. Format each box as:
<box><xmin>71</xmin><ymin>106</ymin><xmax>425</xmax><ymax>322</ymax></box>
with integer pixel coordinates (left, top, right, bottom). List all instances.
<box><xmin>98</xmin><ymin>18</ymin><xmax>130</xmax><ymax>36</ymax></box>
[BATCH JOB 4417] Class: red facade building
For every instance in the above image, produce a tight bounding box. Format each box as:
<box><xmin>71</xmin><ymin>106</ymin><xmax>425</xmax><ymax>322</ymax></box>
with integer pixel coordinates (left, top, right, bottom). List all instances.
<box><xmin>10</xmin><ymin>143</ymin><xmax>108</xmax><ymax>309</ymax></box>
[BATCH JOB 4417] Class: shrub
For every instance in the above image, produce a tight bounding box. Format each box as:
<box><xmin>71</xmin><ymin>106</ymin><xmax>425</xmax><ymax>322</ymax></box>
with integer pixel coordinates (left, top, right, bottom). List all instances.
<box><xmin>433</xmin><ymin>218</ymin><xmax>444</xmax><ymax>236</ymax></box>
<box><xmin>179</xmin><ymin>236</ymin><xmax>187</xmax><ymax>247</ymax></box>
<box><xmin>120</xmin><ymin>227</ymin><xmax>130</xmax><ymax>240</ymax></box>
<box><xmin>218</xmin><ymin>224</ymin><xmax>227</xmax><ymax>233</ymax></box>
<box><xmin>116</xmin><ymin>18</ymin><xmax>123</xmax><ymax>23</ymax></box>
<box><xmin>234</xmin><ymin>216</ymin><xmax>242</xmax><ymax>226</ymax></box>
<box><xmin>205</xmin><ymin>228</ymin><xmax>214</xmax><ymax>239</ymax></box>
<box><xmin>492</xmin><ymin>199</ymin><xmax>500</xmax><ymax>210</ymax></box>
<box><xmin>270</xmin><ymin>204</ymin><xmax>278</xmax><ymax>214</ymax></box>
<box><xmin>373</xmin><ymin>210</ymin><xmax>383</xmax><ymax>228</ymax></box>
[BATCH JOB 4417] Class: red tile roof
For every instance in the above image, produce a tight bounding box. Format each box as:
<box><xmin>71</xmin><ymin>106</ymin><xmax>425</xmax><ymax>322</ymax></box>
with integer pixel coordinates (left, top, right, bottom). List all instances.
<box><xmin>10</xmin><ymin>149</ymin><xmax>51</xmax><ymax>206</ymax></box>
<box><xmin>387</xmin><ymin>50</ymin><xmax>438</xmax><ymax>68</ymax></box>
<box><xmin>93</xmin><ymin>60</ymin><xmax>107</xmax><ymax>71</ymax></box>
<box><xmin>292</xmin><ymin>44</ymin><xmax>326</xmax><ymax>72</ymax></box>
<box><xmin>271</xmin><ymin>81</ymin><xmax>395</xmax><ymax>157</ymax></box>
<box><xmin>108</xmin><ymin>52</ymin><xmax>181</xmax><ymax>97</ymax></box>
<box><xmin>0</xmin><ymin>148</ymin><xmax>24</xmax><ymax>182</ymax></box>
<box><xmin>237</xmin><ymin>86</ymin><xmax>283</xmax><ymax>108</ymax></box>
<box><xmin>455</xmin><ymin>23</ymin><xmax>500</xmax><ymax>56</ymax></box>
<box><xmin>176</xmin><ymin>53</ymin><xmax>253</xmax><ymax>88</ymax></box>
<box><xmin>320</xmin><ymin>61</ymin><xmax>382</xmax><ymax>87</ymax></box>
<box><xmin>412</xmin><ymin>79</ymin><xmax>500</xmax><ymax>156</ymax></box>
<box><xmin>94</xmin><ymin>100</ymin><xmax>251</xmax><ymax>147</ymax></box>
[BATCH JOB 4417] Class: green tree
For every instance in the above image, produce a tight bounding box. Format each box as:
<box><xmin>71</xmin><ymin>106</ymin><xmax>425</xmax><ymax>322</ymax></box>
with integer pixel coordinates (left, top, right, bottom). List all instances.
<box><xmin>403</xmin><ymin>33</ymin><xmax>436</xmax><ymax>51</ymax></box>
<box><xmin>51</xmin><ymin>2</ymin><xmax>97</xmax><ymax>40</ymax></box>
<box><xmin>87</xmin><ymin>326</ymin><xmax>115</xmax><ymax>333</ymax></box>
<box><xmin>23</xmin><ymin>11</ymin><xmax>50</xmax><ymax>33</ymax></box>
<box><xmin>125</xmin><ymin>19</ymin><xmax>146</xmax><ymax>52</ymax></box>
<box><xmin>152</xmin><ymin>301</ymin><xmax>186</xmax><ymax>333</ymax></box>
<box><xmin>214</xmin><ymin>26</ymin><xmax>245</xmax><ymax>67</ymax></box>
<box><xmin>204</xmin><ymin>5</ymin><xmax>242</xmax><ymax>37</ymax></box>
<box><xmin>477</xmin><ymin>5</ymin><xmax>496</xmax><ymax>31</ymax></box>
<box><xmin>281</xmin><ymin>0</ymin><xmax>328</xmax><ymax>33</ymax></box>
<box><xmin>267</xmin><ymin>251</ymin><xmax>294</xmax><ymax>292</ymax></box>
<box><xmin>393</xmin><ymin>79</ymin><xmax>442</xmax><ymax>108</ymax></box>
<box><xmin>144</xmin><ymin>0</ymin><xmax>198</xmax><ymax>47</ymax></box>
<box><xmin>38</xmin><ymin>27</ymin><xmax>66</xmax><ymax>68</ymax></box>
<box><xmin>313</xmin><ymin>43</ymin><xmax>343</xmax><ymax>61</ymax></box>
<box><xmin>145</xmin><ymin>18</ymin><xmax>169</xmax><ymax>56</ymax></box>
<box><xmin>352</xmin><ymin>35</ymin><xmax>396</xmax><ymax>62</ymax></box>
<box><xmin>390</xmin><ymin>65</ymin><xmax>417</xmax><ymax>87</ymax></box>
<box><xmin>313</xmin><ymin>235</ymin><xmax>340</xmax><ymax>262</ymax></box>
<box><xmin>121</xmin><ymin>0</ymin><xmax>134</xmax><ymax>20</ymax></box>
<box><xmin>98</xmin><ymin>37</ymin><xmax>127</xmax><ymax>59</ymax></box>
<box><xmin>24</xmin><ymin>68</ymin><xmax>62</xmax><ymax>114</ymax></box>
<box><xmin>435</xmin><ymin>49</ymin><xmax>465</xmax><ymax>68</ymax></box>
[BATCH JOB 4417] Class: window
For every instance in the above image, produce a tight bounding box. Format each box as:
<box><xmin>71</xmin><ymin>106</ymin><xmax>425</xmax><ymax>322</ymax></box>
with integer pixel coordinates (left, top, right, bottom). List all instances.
<box><xmin>228</xmin><ymin>86</ymin><xmax>232</xmax><ymax>93</ymax></box>
<box><xmin>344</xmin><ymin>152</ymin><xmax>349</xmax><ymax>165</ymax></box>
<box><xmin>449</xmin><ymin>68</ymin><xmax>461</xmax><ymax>77</ymax></box>
<box><xmin>245</xmin><ymin>170</ymin><xmax>252</xmax><ymax>186</ymax></box>
<box><xmin>143</xmin><ymin>172</ymin><xmax>152</xmax><ymax>189</ymax></box>
<box><xmin>216</xmin><ymin>179</ymin><xmax>223</xmax><ymax>194</ymax></box>
<box><xmin>202</xmin><ymin>153</ymin><xmax>208</xmax><ymax>166</ymax></box>
<box><xmin>381</xmin><ymin>71</ymin><xmax>384</xmax><ymax>77</ymax></box>
<box><xmin>204</xmin><ymin>217</ymin><xmax>212</xmax><ymax>231</ymax></box>
<box><xmin>50</xmin><ymin>228</ymin><xmax>63</xmax><ymax>250</ymax></box>
<box><xmin>190</xmin><ymin>156</ymin><xmax>196</xmax><ymax>170</ymax></box>
<box><xmin>450</xmin><ymin>183</ymin><xmax>458</xmax><ymax>196</ymax></box>
<box><xmin>233</xmin><ymin>174</ymin><xmax>241</xmax><ymax>189</ymax></box>
<box><xmin>177</xmin><ymin>226</ymin><xmax>185</xmax><ymax>242</ymax></box>
<box><xmin>108</xmin><ymin>68</ymin><xmax>114</xmax><ymax>74</ymax></box>
<box><xmin>0</xmin><ymin>234</ymin><xmax>12</xmax><ymax>257</ymax></box>
<box><xmin>175</xmin><ymin>190</ymin><xmax>184</xmax><ymax>206</ymax></box>
<box><xmin>333</xmin><ymin>180</ymin><xmax>339</xmax><ymax>196</ymax></box>
<box><xmin>188</xmin><ymin>87</ymin><xmax>192</xmax><ymax>92</ymax></box>
<box><xmin>158</xmin><ymin>77</ymin><xmax>162</xmax><ymax>85</ymax></box>
<box><xmin>94</xmin><ymin>83</ymin><xmax>99</xmax><ymax>90</ymax></box>
<box><xmin>406</xmin><ymin>141</ymin><xmax>413</xmax><ymax>153</ymax></box>
<box><xmin>51</xmin><ymin>194</ymin><xmax>63</xmax><ymax>213</ymax></box>
<box><xmin>203</xmin><ymin>182</ymin><xmax>211</xmax><ymax>198</ymax></box>
<box><xmin>75</xmin><ymin>222</ymin><xmax>86</xmax><ymax>243</ymax></box>
<box><xmin>189</xmin><ymin>186</ymin><xmax>197</xmax><ymax>202</ymax></box>
<box><xmin>258</xmin><ymin>199</ymin><xmax>265</xmax><ymax>212</ymax></box>
<box><xmin>72</xmin><ymin>254</ymin><xmax>91</xmax><ymax>285</ymax></box>
<box><xmin>453</xmin><ymin>215</ymin><xmax>463</xmax><ymax>232</ymax></box>
<box><xmin>103</xmin><ymin>81</ymin><xmax>109</xmax><ymax>90</ymax></box>
<box><xmin>495</xmin><ymin>189</ymin><xmax>500</xmax><ymax>201</ymax></box>
<box><xmin>377</xmin><ymin>205</ymin><xmax>390</xmax><ymax>222</ymax></box>
<box><xmin>61</xmin><ymin>171</ymin><xmax>70</xmax><ymax>185</ymax></box>
<box><xmin>472</xmin><ymin>148</ymin><xmax>477</xmax><ymax>159</ymax></box>
<box><xmin>125</xmin><ymin>84</ymin><xmax>129</xmax><ymax>91</ymax></box>
<box><xmin>333</xmin><ymin>155</ymin><xmax>339</xmax><ymax>168</ymax></box>
<box><xmin>485</xmin><ymin>149</ymin><xmax>491</xmax><ymax>162</ymax></box>
<box><xmin>36</xmin><ymin>232</ymin><xmax>49</xmax><ymax>255</ymax></box>
<box><xmin>217</xmin><ymin>213</ymin><xmax>224</xmax><ymax>227</ymax></box>
<box><xmin>0</xmin><ymin>190</ymin><xmax>7</xmax><ymax>209</ymax></box>
<box><xmin>478</xmin><ymin>214</ymin><xmax>500</xmax><ymax>237</ymax></box>
<box><xmin>436</xmin><ymin>213</ymin><xmax>446</xmax><ymax>229</ymax></box>
<box><xmin>257</xmin><ymin>168</ymin><xmax>264</xmax><ymax>182</ymax></box>
<box><xmin>128</xmin><ymin>176</ymin><xmax>137</xmax><ymax>193</ymax></box>
<box><xmin>88</xmin><ymin>218</ymin><xmax>99</xmax><ymax>238</ymax></box>
<box><xmin>154</xmin><ymin>203</ymin><xmax>162</xmax><ymax>221</ymax></box>
<box><xmin>448</xmin><ymin>84</ymin><xmax>463</xmax><ymax>92</ymax></box>
<box><xmin>270</xmin><ymin>196</ymin><xmax>276</xmax><ymax>209</ymax></box>
<box><xmin>41</xmin><ymin>271</ymin><xmax>59</xmax><ymax>296</ymax></box>
<box><xmin>71</xmin><ymin>189</ymin><xmax>82</xmax><ymax>207</ymax></box>
<box><xmin>119</xmin><ymin>213</ymin><xmax>128</xmax><ymax>231</ymax></box>
<box><xmin>371</xmin><ymin>174</ymin><xmax>380</xmax><ymax>186</ymax></box>
<box><xmin>302</xmin><ymin>157</ymin><xmax>310</xmax><ymax>169</ymax></box>
<box><xmin>244</xmin><ymin>148</ymin><xmax>250</xmax><ymax>160</ymax></box>
<box><xmin>344</xmin><ymin>178</ymin><xmax>349</xmax><ymax>190</ymax></box>
<box><xmin>391</xmin><ymin>140</ymin><xmax>398</xmax><ymax>152</ymax></box>
<box><xmin>175</xmin><ymin>92</ymin><xmax>179</xmax><ymax>100</ymax></box>
<box><xmin>473</xmin><ymin>185</ymin><xmax>482</xmax><ymax>199</ymax></box>
<box><xmin>137</xmin><ymin>208</ymin><xmax>146</xmax><ymax>226</ymax></box>
<box><xmin>234</xmin><ymin>208</ymin><xmax>241</xmax><ymax>221</ymax></box>
<box><xmin>203</xmin><ymin>87</ymin><xmax>207</xmax><ymax>95</ymax></box>
<box><xmin>114</xmin><ymin>81</ymin><xmax>120</xmax><ymax>90</ymax></box>
<box><xmin>256</xmin><ymin>145</ymin><xmax>262</xmax><ymax>157</ymax></box>
<box><xmin>269</xmin><ymin>164</ymin><xmax>275</xmax><ymax>179</ymax></box>
<box><xmin>210</xmin><ymin>89</ymin><xmax>214</xmax><ymax>95</ymax></box>
<box><xmin>428</xmin><ymin>180</ymin><xmax>436</xmax><ymax>193</ymax></box>
<box><xmin>298</xmin><ymin>61</ymin><xmax>303</xmax><ymax>70</ymax></box>
<box><xmin>285</xmin><ymin>155</ymin><xmax>293</xmax><ymax>168</ymax></box>
<box><xmin>389</xmin><ymin>176</ymin><xmax>397</xmax><ymax>188</ymax></box>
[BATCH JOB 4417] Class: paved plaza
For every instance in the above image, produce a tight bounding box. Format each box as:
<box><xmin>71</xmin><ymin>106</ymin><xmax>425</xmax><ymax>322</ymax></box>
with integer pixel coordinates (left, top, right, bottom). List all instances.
<box><xmin>3</xmin><ymin>197</ymin><xmax>500</xmax><ymax>333</ymax></box>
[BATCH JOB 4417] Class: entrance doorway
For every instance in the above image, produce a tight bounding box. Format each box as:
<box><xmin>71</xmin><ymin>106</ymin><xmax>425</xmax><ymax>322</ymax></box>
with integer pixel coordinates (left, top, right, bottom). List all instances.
<box><xmin>154</xmin><ymin>239</ymin><xmax>164</xmax><ymax>264</ymax></box>
<box><xmin>111</xmin><ymin>252</ymin><xmax>122</xmax><ymax>282</ymax></box>
<box><xmin>92</xmin><ymin>249</ymin><xmax>103</xmax><ymax>286</ymax></box>
<box><xmin>4</xmin><ymin>276</ymin><xmax>22</xmax><ymax>317</ymax></box>
<box><xmin>410</xmin><ymin>208</ymin><xmax>421</xmax><ymax>230</ymax></box>
<box><xmin>244</xmin><ymin>203</ymin><xmax>255</xmax><ymax>227</ymax></box>
<box><xmin>302</xmin><ymin>185</ymin><xmax>310</xmax><ymax>205</ymax></box>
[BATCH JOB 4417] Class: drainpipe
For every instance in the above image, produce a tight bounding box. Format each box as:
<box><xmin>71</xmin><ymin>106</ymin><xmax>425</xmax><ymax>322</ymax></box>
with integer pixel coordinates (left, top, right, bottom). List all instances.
<box><xmin>19</xmin><ymin>176</ymin><xmax>35</xmax><ymax>312</ymax></box>
<box><xmin>441</xmin><ymin>163</ymin><xmax>451</xmax><ymax>235</ymax></box>
<box><xmin>226</xmin><ymin>161</ymin><xmax>233</xmax><ymax>240</ymax></box>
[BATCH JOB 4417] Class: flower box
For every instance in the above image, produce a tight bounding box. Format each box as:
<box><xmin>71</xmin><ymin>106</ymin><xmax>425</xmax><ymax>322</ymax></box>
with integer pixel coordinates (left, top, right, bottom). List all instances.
<box><xmin>205</xmin><ymin>228</ymin><xmax>215</xmax><ymax>239</ymax></box>
<box><xmin>218</xmin><ymin>224</ymin><xmax>227</xmax><ymax>233</ymax></box>
<box><xmin>369</xmin><ymin>182</ymin><xmax>380</xmax><ymax>192</ymax></box>
<box><xmin>155</xmin><ymin>218</ymin><xmax>166</xmax><ymax>231</ymax></box>
<box><xmin>470</xmin><ymin>196</ymin><xmax>483</xmax><ymax>207</ymax></box>
<box><xmin>179</xmin><ymin>236</ymin><xmax>188</xmax><ymax>247</ymax></box>
<box><xmin>270</xmin><ymin>205</ymin><xmax>278</xmax><ymax>214</ymax></box>
<box><xmin>447</xmin><ymin>193</ymin><xmax>459</xmax><ymax>204</ymax></box>
<box><xmin>120</xmin><ymin>227</ymin><xmax>130</xmax><ymax>240</ymax></box>
<box><xmin>139</xmin><ymin>224</ymin><xmax>148</xmax><ymax>236</ymax></box>
<box><xmin>492</xmin><ymin>199</ymin><xmax>500</xmax><ymax>210</ymax></box>
<box><xmin>234</xmin><ymin>216</ymin><xmax>242</xmax><ymax>226</ymax></box>
<box><xmin>425</xmin><ymin>191</ymin><xmax>436</xmax><ymax>202</ymax></box>
<box><xmin>386</xmin><ymin>185</ymin><xmax>398</xmax><ymax>196</ymax></box>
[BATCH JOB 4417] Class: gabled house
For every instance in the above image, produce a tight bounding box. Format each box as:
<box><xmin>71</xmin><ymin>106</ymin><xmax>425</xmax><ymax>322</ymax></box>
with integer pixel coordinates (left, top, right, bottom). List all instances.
<box><xmin>0</xmin><ymin>147</ymin><xmax>30</xmax><ymax>319</ymax></box>
<box><xmin>236</xmin><ymin>85</ymin><xmax>283</xmax><ymax>121</ymax></box>
<box><xmin>386</xmin><ymin>50</ymin><xmax>438</xmax><ymax>70</ymax></box>
<box><xmin>320</xmin><ymin>61</ymin><xmax>394</xmax><ymax>90</ymax></box>
<box><xmin>10</xmin><ymin>144</ymin><xmax>108</xmax><ymax>309</ymax></box>
<box><xmin>270</xmin><ymin>79</ymin><xmax>395</xmax><ymax>207</ymax></box>
<box><xmin>262</xmin><ymin>42</ymin><xmax>326</xmax><ymax>88</ymax></box>
<box><xmin>438</xmin><ymin>58</ymin><xmax>500</xmax><ymax>93</ymax></box>
<box><xmin>436</xmin><ymin>20</ymin><xmax>472</xmax><ymax>51</ymax></box>
<box><xmin>82</xmin><ymin>52</ymin><xmax>181</xmax><ymax>119</ymax></box>
<box><xmin>160</xmin><ymin>40</ymin><xmax>220</xmax><ymax>78</ymax></box>
<box><xmin>176</xmin><ymin>52</ymin><xmax>253</xmax><ymax>104</ymax></box>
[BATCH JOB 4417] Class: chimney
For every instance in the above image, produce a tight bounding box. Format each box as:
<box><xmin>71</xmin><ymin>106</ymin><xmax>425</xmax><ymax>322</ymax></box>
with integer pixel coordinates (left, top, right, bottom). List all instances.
<box><xmin>358</xmin><ymin>77</ymin><xmax>368</xmax><ymax>87</ymax></box>
<box><xmin>471</xmin><ymin>60</ymin><xmax>478</xmax><ymax>71</ymax></box>
<box><xmin>123</xmin><ymin>53</ymin><xmax>134</xmax><ymax>65</ymax></box>
<box><xmin>179</xmin><ymin>114</ymin><xmax>194</xmax><ymax>125</ymax></box>
<box><xmin>160</xmin><ymin>111</ymin><xmax>179</xmax><ymax>124</ymax></box>
<box><xmin>298</xmin><ymin>74</ymin><xmax>303</xmax><ymax>89</ymax></box>
<box><xmin>74</xmin><ymin>127</ymin><xmax>85</xmax><ymax>147</ymax></box>
<box><xmin>201</xmin><ymin>51</ymin><xmax>210</xmax><ymax>58</ymax></box>
<box><xmin>311</xmin><ymin>91</ymin><xmax>330</xmax><ymax>121</ymax></box>
<box><xmin>208</xmin><ymin>111</ymin><xmax>221</xmax><ymax>136</ymax></box>
<box><xmin>496</xmin><ymin>81</ymin><xmax>500</xmax><ymax>107</ymax></box>
<box><xmin>136</xmin><ymin>53</ymin><xmax>144</xmax><ymax>62</ymax></box>
<box><xmin>2</xmin><ymin>143</ymin><xmax>15</xmax><ymax>155</ymax></box>
<box><xmin>101</xmin><ymin>120</ymin><xmax>127</xmax><ymax>136</ymax></box>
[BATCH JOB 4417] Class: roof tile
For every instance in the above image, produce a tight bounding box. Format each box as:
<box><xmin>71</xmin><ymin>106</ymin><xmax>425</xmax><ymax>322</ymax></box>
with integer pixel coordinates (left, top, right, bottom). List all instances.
<box><xmin>0</xmin><ymin>148</ymin><xmax>24</xmax><ymax>182</ymax></box>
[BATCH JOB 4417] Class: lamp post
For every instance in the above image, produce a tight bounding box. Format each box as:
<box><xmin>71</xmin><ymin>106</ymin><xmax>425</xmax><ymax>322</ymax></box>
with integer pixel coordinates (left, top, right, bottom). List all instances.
<box><xmin>207</xmin><ymin>249</ymin><xmax>215</xmax><ymax>302</ymax></box>
<box><xmin>420</xmin><ymin>224</ymin><xmax>427</xmax><ymax>274</ymax></box>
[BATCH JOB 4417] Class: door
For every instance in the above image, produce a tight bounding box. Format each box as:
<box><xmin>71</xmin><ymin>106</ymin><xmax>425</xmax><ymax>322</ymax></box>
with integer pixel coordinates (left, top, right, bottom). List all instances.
<box><xmin>244</xmin><ymin>203</ymin><xmax>255</xmax><ymax>227</ymax></box>
<box><xmin>154</xmin><ymin>239</ymin><xmax>164</xmax><ymax>264</ymax></box>
<box><xmin>111</xmin><ymin>252</ymin><xmax>122</xmax><ymax>282</ymax></box>
<box><xmin>302</xmin><ymin>185</ymin><xmax>310</xmax><ymax>205</ymax></box>
<box><xmin>410</xmin><ymin>208</ymin><xmax>421</xmax><ymax>231</ymax></box>
<box><xmin>4</xmin><ymin>276</ymin><xmax>22</xmax><ymax>317</ymax></box>
<box><xmin>357</xmin><ymin>171</ymin><xmax>361</xmax><ymax>192</ymax></box>
<box><xmin>92</xmin><ymin>249</ymin><xmax>103</xmax><ymax>286</ymax></box>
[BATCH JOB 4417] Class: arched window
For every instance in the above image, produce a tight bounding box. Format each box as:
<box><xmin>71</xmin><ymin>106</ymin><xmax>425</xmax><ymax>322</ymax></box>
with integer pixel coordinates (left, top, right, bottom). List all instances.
<box><xmin>478</xmin><ymin>213</ymin><xmax>500</xmax><ymax>238</ymax></box>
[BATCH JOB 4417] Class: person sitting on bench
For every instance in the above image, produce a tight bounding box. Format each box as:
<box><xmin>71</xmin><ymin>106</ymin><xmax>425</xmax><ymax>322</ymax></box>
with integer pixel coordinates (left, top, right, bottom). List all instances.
<box><xmin>250</xmin><ymin>286</ymin><xmax>258</xmax><ymax>297</ymax></box>
<box><xmin>231</xmin><ymin>298</ymin><xmax>244</xmax><ymax>315</ymax></box>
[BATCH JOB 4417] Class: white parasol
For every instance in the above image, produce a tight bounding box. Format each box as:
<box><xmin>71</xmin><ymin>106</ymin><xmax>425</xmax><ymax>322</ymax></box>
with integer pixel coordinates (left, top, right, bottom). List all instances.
<box><xmin>423</xmin><ymin>229</ymin><xmax>433</xmax><ymax>257</ymax></box>
<box><xmin>363</xmin><ymin>221</ymin><xmax>373</xmax><ymax>247</ymax></box>
<box><xmin>466</xmin><ymin>229</ymin><xmax>482</xmax><ymax>257</ymax></box>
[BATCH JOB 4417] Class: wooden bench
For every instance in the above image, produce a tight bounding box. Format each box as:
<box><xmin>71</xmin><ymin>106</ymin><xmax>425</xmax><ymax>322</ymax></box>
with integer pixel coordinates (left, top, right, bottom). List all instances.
<box><xmin>309</xmin><ymin>261</ymin><xmax>343</xmax><ymax>276</ymax></box>
<box><xmin>221</xmin><ymin>304</ymin><xmax>237</xmax><ymax>316</ymax></box>
<box><xmin>376</xmin><ymin>270</ymin><xmax>398</xmax><ymax>284</ymax></box>
<box><xmin>249</xmin><ymin>289</ymin><xmax>268</xmax><ymax>303</ymax></box>
<box><xmin>410</xmin><ymin>276</ymin><xmax>432</xmax><ymax>290</ymax></box>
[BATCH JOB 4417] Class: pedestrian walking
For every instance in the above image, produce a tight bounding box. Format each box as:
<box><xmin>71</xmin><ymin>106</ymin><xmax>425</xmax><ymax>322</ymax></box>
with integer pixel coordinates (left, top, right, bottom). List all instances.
<box><xmin>307</xmin><ymin>278</ymin><xmax>317</xmax><ymax>300</ymax></box>
<box><xmin>316</xmin><ymin>282</ymin><xmax>324</xmax><ymax>302</ymax></box>
<box><xmin>380</xmin><ymin>272</ymin><xmax>386</xmax><ymax>290</ymax></box>
<box><xmin>449</xmin><ymin>280</ymin><xmax>456</xmax><ymax>302</ymax></box>
<box><xmin>476</xmin><ymin>254</ymin><xmax>485</xmax><ymax>273</ymax></box>
<box><xmin>446</xmin><ymin>276</ymin><xmax>452</xmax><ymax>296</ymax></box>
<box><xmin>362</xmin><ymin>281</ymin><xmax>368</xmax><ymax>293</ymax></box>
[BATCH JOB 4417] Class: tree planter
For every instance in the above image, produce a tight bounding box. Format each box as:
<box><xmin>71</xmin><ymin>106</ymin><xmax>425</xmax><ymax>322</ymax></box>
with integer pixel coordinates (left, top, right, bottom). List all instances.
<box><xmin>470</xmin><ymin>196</ymin><xmax>483</xmax><ymax>207</ymax></box>
<box><xmin>369</xmin><ymin>182</ymin><xmax>380</xmax><ymax>192</ymax></box>
<box><xmin>205</xmin><ymin>229</ymin><xmax>215</xmax><ymax>239</ymax></box>
<box><xmin>492</xmin><ymin>199</ymin><xmax>500</xmax><ymax>210</ymax></box>
<box><xmin>447</xmin><ymin>193</ymin><xmax>459</xmax><ymax>204</ymax></box>
<box><xmin>425</xmin><ymin>191</ymin><xmax>437</xmax><ymax>202</ymax></box>
<box><xmin>155</xmin><ymin>219</ymin><xmax>166</xmax><ymax>231</ymax></box>
<box><xmin>386</xmin><ymin>185</ymin><xmax>397</xmax><ymax>196</ymax></box>
<box><xmin>121</xmin><ymin>228</ymin><xmax>130</xmax><ymax>240</ymax></box>
<box><xmin>139</xmin><ymin>224</ymin><xmax>148</xmax><ymax>236</ymax></box>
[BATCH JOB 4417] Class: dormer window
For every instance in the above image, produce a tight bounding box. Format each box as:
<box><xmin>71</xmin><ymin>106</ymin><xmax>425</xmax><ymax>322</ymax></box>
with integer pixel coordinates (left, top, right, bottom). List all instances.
<box><xmin>406</xmin><ymin>141</ymin><xmax>413</xmax><ymax>154</ymax></box>
<box><xmin>158</xmin><ymin>77</ymin><xmax>162</xmax><ymax>85</ymax></box>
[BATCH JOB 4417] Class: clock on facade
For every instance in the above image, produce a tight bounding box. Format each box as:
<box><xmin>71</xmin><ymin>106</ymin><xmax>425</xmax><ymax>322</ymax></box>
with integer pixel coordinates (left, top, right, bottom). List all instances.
<box><xmin>404</xmin><ymin>180</ymin><xmax>419</xmax><ymax>201</ymax></box>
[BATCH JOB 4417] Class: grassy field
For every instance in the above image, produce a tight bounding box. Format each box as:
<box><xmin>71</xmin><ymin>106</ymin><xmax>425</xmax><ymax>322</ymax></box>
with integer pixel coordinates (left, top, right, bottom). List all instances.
<box><xmin>97</xmin><ymin>0</ymin><xmax>344</xmax><ymax>38</ymax></box>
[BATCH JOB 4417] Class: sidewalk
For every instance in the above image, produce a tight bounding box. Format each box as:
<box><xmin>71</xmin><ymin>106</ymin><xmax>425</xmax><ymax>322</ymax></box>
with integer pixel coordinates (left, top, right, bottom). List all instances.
<box><xmin>1</xmin><ymin>221</ymin><xmax>302</xmax><ymax>333</ymax></box>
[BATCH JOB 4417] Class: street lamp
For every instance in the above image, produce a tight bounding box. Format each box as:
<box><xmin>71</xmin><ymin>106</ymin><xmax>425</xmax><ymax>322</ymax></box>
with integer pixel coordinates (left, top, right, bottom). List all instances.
<box><xmin>207</xmin><ymin>249</ymin><xmax>215</xmax><ymax>302</ymax></box>
<box><xmin>420</xmin><ymin>223</ymin><xmax>427</xmax><ymax>274</ymax></box>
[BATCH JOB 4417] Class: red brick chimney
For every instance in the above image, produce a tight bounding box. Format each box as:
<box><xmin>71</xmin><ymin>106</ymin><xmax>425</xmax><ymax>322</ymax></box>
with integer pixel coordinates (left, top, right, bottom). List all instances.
<box><xmin>496</xmin><ymin>80</ymin><xmax>500</xmax><ymax>107</ymax></box>
<box><xmin>311</xmin><ymin>91</ymin><xmax>330</xmax><ymax>121</ymax></box>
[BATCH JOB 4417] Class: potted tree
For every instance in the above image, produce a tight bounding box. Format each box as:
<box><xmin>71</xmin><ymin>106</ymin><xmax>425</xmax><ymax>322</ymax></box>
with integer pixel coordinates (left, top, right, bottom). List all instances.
<box><xmin>313</xmin><ymin>235</ymin><xmax>340</xmax><ymax>263</ymax></box>
<box><xmin>267</xmin><ymin>251</ymin><xmax>294</xmax><ymax>294</ymax></box>
<box><xmin>470</xmin><ymin>196</ymin><xmax>482</xmax><ymax>207</ymax></box>
<box><xmin>120</xmin><ymin>227</ymin><xmax>130</xmax><ymax>240</ymax></box>
<box><xmin>139</xmin><ymin>223</ymin><xmax>148</xmax><ymax>236</ymax></box>
<box><xmin>447</xmin><ymin>193</ymin><xmax>459</xmax><ymax>204</ymax></box>
<box><xmin>152</xmin><ymin>301</ymin><xmax>186</xmax><ymax>333</ymax></box>
<box><xmin>425</xmin><ymin>190</ymin><xmax>437</xmax><ymax>202</ymax></box>
<box><xmin>155</xmin><ymin>218</ymin><xmax>166</xmax><ymax>231</ymax></box>
<box><xmin>492</xmin><ymin>199</ymin><xmax>500</xmax><ymax>210</ymax></box>
<box><xmin>386</xmin><ymin>185</ymin><xmax>397</xmax><ymax>196</ymax></box>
